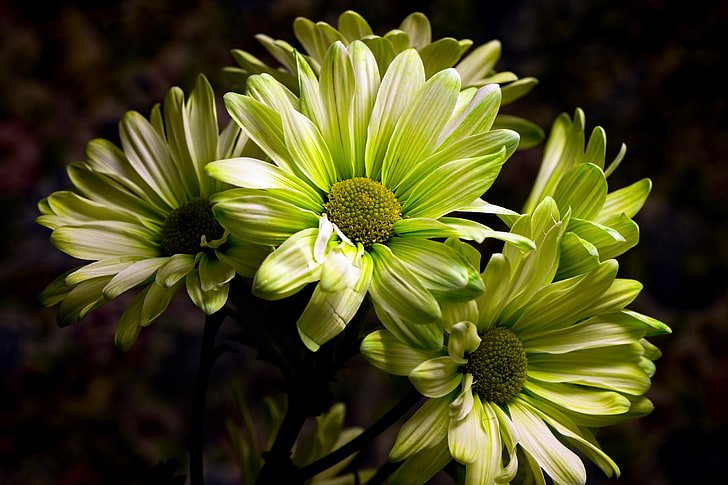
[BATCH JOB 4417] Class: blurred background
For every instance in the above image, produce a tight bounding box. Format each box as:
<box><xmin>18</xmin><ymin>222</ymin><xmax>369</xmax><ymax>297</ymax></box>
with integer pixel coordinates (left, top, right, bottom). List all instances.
<box><xmin>1</xmin><ymin>0</ymin><xmax>726</xmax><ymax>483</ymax></box>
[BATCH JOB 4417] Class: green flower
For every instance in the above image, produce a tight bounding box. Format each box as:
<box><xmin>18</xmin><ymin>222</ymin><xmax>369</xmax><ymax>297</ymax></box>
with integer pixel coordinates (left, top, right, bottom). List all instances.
<box><xmin>38</xmin><ymin>75</ymin><xmax>270</xmax><ymax>350</ymax></box>
<box><xmin>207</xmin><ymin>42</ymin><xmax>533</xmax><ymax>351</ymax></box>
<box><xmin>361</xmin><ymin>198</ymin><xmax>670</xmax><ymax>485</ymax></box>
<box><xmin>522</xmin><ymin>108</ymin><xmax>652</xmax><ymax>279</ymax></box>
<box><xmin>224</xmin><ymin>10</ymin><xmax>543</xmax><ymax>148</ymax></box>
<box><xmin>227</xmin><ymin>396</ymin><xmax>375</xmax><ymax>484</ymax></box>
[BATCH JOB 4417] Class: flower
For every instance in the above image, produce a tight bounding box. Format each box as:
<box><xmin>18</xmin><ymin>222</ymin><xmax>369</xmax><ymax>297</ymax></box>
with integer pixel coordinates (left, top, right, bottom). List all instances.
<box><xmin>521</xmin><ymin>108</ymin><xmax>652</xmax><ymax>279</ymax></box>
<box><xmin>207</xmin><ymin>41</ymin><xmax>533</xmax><ymax>351</ymax></box>
<box><xmin>224</xmin><ymin>10</ymin><xmax>543</xmax><ymax>148</ymax></box>
<box><xmin>361</xmin><ymin>198</ymin><xmax>670</xmax><ymax>485</ymax></box>
<box><xmin>38</xmin><ymin>75</ymin><xmax>270</xmax><ymax>350</ymax></box>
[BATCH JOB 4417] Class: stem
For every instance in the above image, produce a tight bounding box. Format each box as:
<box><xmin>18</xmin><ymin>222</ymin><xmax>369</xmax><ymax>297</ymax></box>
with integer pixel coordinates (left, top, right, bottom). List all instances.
<box><xmin>189</xmin><ymin>311</ymin><xmax>226</xmax><ymax>485</ymax></box>
<box><xmin>298</xmin><ymin>388</ymin><xmax>422</xmax><ymax>480</ymax></box>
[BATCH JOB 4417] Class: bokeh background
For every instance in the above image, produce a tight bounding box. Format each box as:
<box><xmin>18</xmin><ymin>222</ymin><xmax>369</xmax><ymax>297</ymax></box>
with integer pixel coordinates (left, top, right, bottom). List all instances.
<box><xmin>1</xmin><ymin>0</ymin><xmax>726</xmax><ymax>483</ymax></box>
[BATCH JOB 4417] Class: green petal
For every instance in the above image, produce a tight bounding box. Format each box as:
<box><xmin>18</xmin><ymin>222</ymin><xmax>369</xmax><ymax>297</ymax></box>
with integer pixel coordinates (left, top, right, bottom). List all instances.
<box><xmin>361</xmin><ymin>329</ymin><xmax>439</xmax><ymax>376</ymax></box>
<box><xmin>296</xmin><ymin>249</ymin><xmax>372</xmax><ymax>351</ymax></box>
<box><xmin>626</xmin><ymin>310</ymin><xmax>672</xmax><ymax>336</ymax></box>
<box><xmin>440</xmin><ymin>299</ymin><xmax>479</xmax><ymax>334</ymax></box>
<box><xmin>66</xmin><ymin>258</ymin><xmax>138</xmax><ymax>285</ymax></box>
<box><xmin>455</xmin><ymin>40</ymin><xmax>500</xmax><ymax>86</ymax></box>
<box><xmin>373</xmin><ymin>302</ymin><xmax>444</xmax><ymax>352</ymax></box>
<box><xmin>199</xmin><ymin>253</ymin><xmax>235</xmax><ymax>291</ymax></box>
<box><xmin>556</xmin><ymin>232</ymin><xmax>600</xmax><ymax>280</ymax></box>
<box><xmin>500</xmin><ymin>77</ymin><xmax>538</xmax><ymax>105</ymax></box>
<box><xmin>255</xmin><ymin>34</ymin><xmax>296</xmax><ymax>73</ymax></box>
<box><xmin>212</xmin><ymin>193</ymin><xmax>319</xmax><ymax>245</ymax></box>
<box><xmin>509</xmin><ymin>398</ymin><xmax>587</xmax><ymax>485</ymax></box>
<box><xmin>57</xmin><ymin>276</ymin><xmax>111</xmax><ymax>327</ymax></box>
<box><xmin>318</xmin><ymin>244</ymin><xmax>360</xmax><ymax>293</ymax></box>
<box><xmin>552</xmin><ymin>163</ymin><xmax>608</xmax><ymax>220</ymax></box>
<box><xmin>448</xmin><ymin>394</ymin><xmax>486</xmax><ymax>464</ymax></box>
<box><xmin>186</xmin><ymin>269</ymin><xmax>228</xmax><ymax>314</ymax></box>
<box><xmin>296</xmin><ymin>51</ymin><xmax>326</xmax><ymax>133</ymax></box>
<box><xmin>438</xmin><ymin>84</ymin><xmax>501</xmax><ymax>149</ymax></box>
<box><xmin>360</xmin><ymin>36</ymin><xmax>396</xmax><ymax>75</ymax></box>
<box><xmin>347</xmin><ymin>41</ymin><xmax>380</xmax><ymax>176</ymax></box>
<box><xmin>42</xmin><ymin>190</ymin><xmax>147</xmax><ymax>229</ymax></box>
<box><xmin>512</xmin><ymin>260</ymin><xmax>618</xmax><ymax>335</ymax></box>
<box><xmin>185</xmin><ymin>75</ymin><xmax>219</xmax><ymax>195</ymax></box>
<box><xmin>388</xmin><ymin>238</ymin><xmax>483</xmax><ymax>301</ymax></box>
<box><xmin>528</xmin><ymin>344</ymin><xmax>651</xmax><ymax>395</ymax></box>
<box><xmin>252</xmin><ymin>228</ymin><xmax>322</xmax><ymax>300</ymax></box>
<box><xmin>419</xmin><ymin>38</ymin><xmax>463</xmax><ymax>78</ymax></box>
<box><xmin>388</xmin><ymin>438</ymin><xmax>451</xmax><ymax>485</ymax></box>
<box><xmin>390</xmin><ymin>397</ymin><xmax>450</xmax><ymax>462</ymax></box>
<box><xmin>319</xmin><ymin>42</ymin><xmax>356</xmax><ymax>180</ymax></box>
<box><xmin>156</xmin><ymin>253</ymin><xmax>196</xmax><ymax>287</ymax></box>
<box><xmin>523</xmin><ymin>380</ymin><xmax>631</xmax><ymax>415</ymax></box>
<box><xmin>223</xmin><ymin>93</ymin><xmax>296</xmax><ymax>174</ymax></box>
<box><xmin>119</xmin><ymin>111</ymin><xmax>187</xmax><ymax>208</ymax></box>
<box><xmin>522</xmin><ymin>311</ymin><xmax>651</xmax><ymax>354</ymax></box>
<box><xmin>465</xmin><ymin>399</ymin><xmax>506</xmax><ymax>485</ymax></box>
<box><xmin>476</xmin><ymin>253</ymin><xmax>511</xmax><ymax>332</ymax></box>
<box><xmin>402</xmin><ymin>147</ymin><xmax>507</xmax><ymax>219</ymax></box>
<box><xmin>206</xmin><ymin>157</ymin><xmax>323</xmax><ymax>212</ymax></box>
<box><xmin>586</xmin><ymin>278</ymin><xmax>643</xmax><ymax>315</ymax></box>
<box><xmin>114</xmin><ymin>287</ymin><xmax>148</xmax><ymax>351</ymax></box>
<box><xmin>293</xmin><ymin>17</ymin><xmax>322</xmax><ymax>63</ymax></box>
<box><xmin>596</xmin><ymin>178</ymin><xmax>652</xmax><ymax>223</ymax></box>
<box><xmin>103</xmin><ymin>257</ymin><xmax>168</xmax><ymax>299</ymax></box>
<box><xmin>381</xmin><ymin>68</ymin><xmax>460</xmax><ymax>190</ymax></box>
<box><xmin>338</xmin><ymin>10</ymin><xmax>373</xmax><ymax>41</ymax></box>
<box><xmin>409</xmin><ymin>356</ymin><xmax>462</xmax><ymax>398</ymax></box>
<box><xmin>39</xmin><ymin>270</ymin><xmax>75</xmax><ymax>307</ymax></box>
<box><xmin>368</xmin><ymin>243</ymin><xmax>441</xmax><ymax>324</ymax></box>
<box><xmin>160</xmin><ymin>87</ymin><xmax>199</xmax><ymax>197</ymax></box>
<box><xmin>141</xmin><ymin>281</ymin><xmax>181</xmax><ymax>326</ymax></box>
<box><xmin>584</xmin><ymin>126</ymin><xmax>607</xmax><ymax>169</ymax></box>
<box><xmin>448</xmin><ymin>321</ymin><xmax>481</xmax><ymax>364</ymax></box>
<box><xmin>383</xmin><ymin>29</ymin><xmax>410</xmax><ymax>53</ymax></box>
<box><xmin>399</xmin><ymin>12</ymin><xmax>431</xmax><ymax>50</ymax></box>
<box><xmin>215</xmin><ymin>236</ymin><xmax>271</xmax><ymax>278</ymax></box>
<box><xmin>492</xmin><ymin>114</ymin><xmax>545</xmax><ymax>150</ymax></box>
<box><xmin>51</xmin><ymin>222</ymin><xmax>159</xmax><ymax>260</ymax></box>
<box><xmin>449</xmin><ymin>374</ymin><xmax>474</xmax><ymax>421</ymax></box>
<box><xmin>365</xmin><ymin>49</ymin><xmax>424</xmax><ymax>179</ymax></box>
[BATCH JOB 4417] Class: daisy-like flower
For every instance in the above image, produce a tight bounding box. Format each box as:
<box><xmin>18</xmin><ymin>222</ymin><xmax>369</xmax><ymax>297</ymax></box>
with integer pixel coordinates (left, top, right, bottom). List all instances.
<box><xmin>361</xmin><ymin>197</ymin><xmax>670</xmax><ymax>485</ymax></box>
<box><xmin>521</xmin><ymin>108</ymin><xmax>652</xmax><ymax>279</ymax></box>
<box><xmin>38</xmin><ymin>75</ymin><xmax>270</xmax><ymax>350</ymax></box>
<box><xmin>224</xmin><ymin>10</ymin><xmax>543</xmax><ymax>148</ymax></box>
<box><xmin>207</xmin><ymin>41</ymin><xmax>533</xmax><ymax>351</ymax></box>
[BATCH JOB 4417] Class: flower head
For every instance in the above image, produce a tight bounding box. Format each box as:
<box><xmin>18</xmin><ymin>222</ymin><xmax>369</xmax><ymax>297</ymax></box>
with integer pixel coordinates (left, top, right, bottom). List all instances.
<box><xmin>38</xmin><ymin>75</ymin><xmax>269</xmax><ymax>350</ymax></box>
<box><xmin>225</xmin><ymin>10</ymin><xmax>543</xmax><ymax>148</ymax></box>
<box><xmin>207</xmin><ymin>42</ymin><xmax>533</xmax><ymax>351</ymax></box>
<box><xmin>521</xmin><ymin>108</ymin><xmax>652</xmax><ymax>279</ymax></box>
<box><xmin>362</xmin><ymin>197</ymin><xmax>670</xmax><ymax>484</ymax></box>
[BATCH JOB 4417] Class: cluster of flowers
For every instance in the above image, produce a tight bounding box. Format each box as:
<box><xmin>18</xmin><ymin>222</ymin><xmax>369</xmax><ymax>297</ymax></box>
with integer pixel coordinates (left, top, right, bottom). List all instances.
<box><xmin>39</xmin><ymin>11</ymin><xmax>669</xmax><ymax>485</ymax></box>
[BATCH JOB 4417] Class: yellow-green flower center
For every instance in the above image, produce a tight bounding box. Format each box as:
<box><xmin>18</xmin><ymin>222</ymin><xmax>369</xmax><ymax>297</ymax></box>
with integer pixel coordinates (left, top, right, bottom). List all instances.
<box><xmin>464</xmin><ymin>327</ymin><xmax>527</xmax><ymax>404</ymax></box>
<box><xmin>161</xmin><ymin>198</ymin><xmax>224</xmax><ymax>256</ymax></box>
<box><xmin>324</xmin><ymin>177</ymin><xmax>401</xmax><ymax>247</ymax></box>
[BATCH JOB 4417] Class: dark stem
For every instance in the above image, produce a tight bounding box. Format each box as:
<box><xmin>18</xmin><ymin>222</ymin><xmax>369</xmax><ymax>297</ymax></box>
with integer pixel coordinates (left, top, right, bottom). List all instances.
<box><xmin>298</xmin><ymin>388</ymin><xmax>422</xmax><ymax>480</ymax></box>
<box><xmin>189</xmin><ymin>310</ymin><xmax>226</xmax><ymax>485</ymax></box>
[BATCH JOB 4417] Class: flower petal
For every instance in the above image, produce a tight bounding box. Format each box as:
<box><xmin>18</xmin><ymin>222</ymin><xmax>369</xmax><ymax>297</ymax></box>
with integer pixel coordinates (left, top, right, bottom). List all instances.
<box><xmin>409</xmin><ymin>357</ymin><xmax>462</xmax><ymax>398</ymax></box>
<box><xmin>155</xmin><ymin>253</ymin><xmax>196</xmax><ymax>287</ymax></box>
<box><xmin>199</xmin><ymin>253</ymin><xmax>236</xmax><ymax>291</ymax></box>
<box><xmin>448</xmin><ymin>393</ymin><xmax>486</xmax><ymax>464</ymax></box>
<box><xmin>596</xmin><ymin>178</ymin><xmax>651</xmax><ymax>223</ymax></box>
<box><xmin>114</xmin><ymin>287</ymin><xmax>148</xmax><ymax>351</ymax></box>
<box><xmin>103</xmin><ymin>257</ymin><xmax>168</xmax><ymax>299</ymax></box>
<box><xmin>57</xmin><ymin>276</ymin><xmax>111</xmax><ymax>327</ymax></box>
<box><xmin>523</xmin><ymin>379</ymin><xmax>631</xmax><ymax>415</ymax></box>
<box><xmin>252</xmin><ymin>228</ymin><xmax>322</xmax><ymax>300</ymax></box>
<box><xmin>51</xmin><ymin>222</ymin><xmax>159</xmax><ymax>260</ymax></box>
<box><xmin>360</xmin><ymin>329</ymin><xmax>439</xmax><ymax>376</ymax></box>
<box><xmin>368</xmin><ymin>243</ymin><xmax>441</xmax><ymax>324</ymax></box>
<box><xmin>389</xmin><ymin>396</ymin><xmax>449</xmax><ymax>462</ymax></box>
<box><xmin>448</xmin><ymin>321</ymin><xmax>481</xmax><ymax>364</ymax></box>
<box><xmin>387</xmin><ymin>438</ymin><xmax>451</xmax><ymax>485</ymax></box>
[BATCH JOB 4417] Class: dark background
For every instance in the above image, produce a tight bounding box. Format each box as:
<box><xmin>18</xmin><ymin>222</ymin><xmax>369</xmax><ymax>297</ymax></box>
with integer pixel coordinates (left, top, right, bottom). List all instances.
<box><xmin>1</xmin><ymin>0</ymin><xmax>726</xmax><ymax>483</ymax></box>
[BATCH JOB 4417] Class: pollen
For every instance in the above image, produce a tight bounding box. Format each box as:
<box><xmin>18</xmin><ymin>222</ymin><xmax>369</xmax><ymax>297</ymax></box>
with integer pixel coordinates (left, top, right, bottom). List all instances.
<box><xmin>464</xmin><ymin>327</ymin><xmax>527</xmax><ymax>404</ymax></box>
<box><xmin>324</xmin><ymin>177</ymin><xmax>402</xmax><ymax>247</ymax></box>
<box><xmin>161</xmin><ymin>198</ymin><xmax>225</xmax><ymax>256</ymax></box>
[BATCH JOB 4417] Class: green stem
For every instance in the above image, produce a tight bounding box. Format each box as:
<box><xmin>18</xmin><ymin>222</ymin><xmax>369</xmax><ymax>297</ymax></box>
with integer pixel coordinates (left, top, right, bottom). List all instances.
<box><xmin>189</xmin><ymin>310</ymin><xmax>226</xmax><ymax>485</ymax></box>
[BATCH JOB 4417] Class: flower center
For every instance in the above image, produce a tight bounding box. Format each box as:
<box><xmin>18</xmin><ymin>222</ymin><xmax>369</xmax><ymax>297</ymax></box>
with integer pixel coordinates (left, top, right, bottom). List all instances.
<box><xmin>161</xmin><ymin>198</ymin><xmax>224</xmax><ymax>256</ymax></box>
<box><xmin>324</xmin><ymin>177</ymin><xmax>401</xmax><ymax>247</ymax></box>
<box><xmin>464</xmin><ymin>327</ymin><xmax>527</xmax><ymax>404</ymax></box>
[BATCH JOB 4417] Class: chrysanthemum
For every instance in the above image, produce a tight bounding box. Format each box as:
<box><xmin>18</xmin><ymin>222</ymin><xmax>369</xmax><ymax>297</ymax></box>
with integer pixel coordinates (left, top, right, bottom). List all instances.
<box><xmin>224</xmin><ymin>10</ymin><xmax>543</xmax><ymax>148</ymax></box>
<box><xmin>38</xmin><ymin>75</ymin><xmax>270</xmax><ymax>350</ymax></box>
<box><xmin>361</xmin><ymin>198</ymin><xmax>670</xmax><ymax>485</ymax></box>
<box><xmin>207</xmin><ymin>41</ymin><xmax>533</xmax><ymax>351</ymax></box>
<box><xmin>521</xmin><ymin>108</ymin><xmax>652</xmax><ymax>279</ymax></box>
